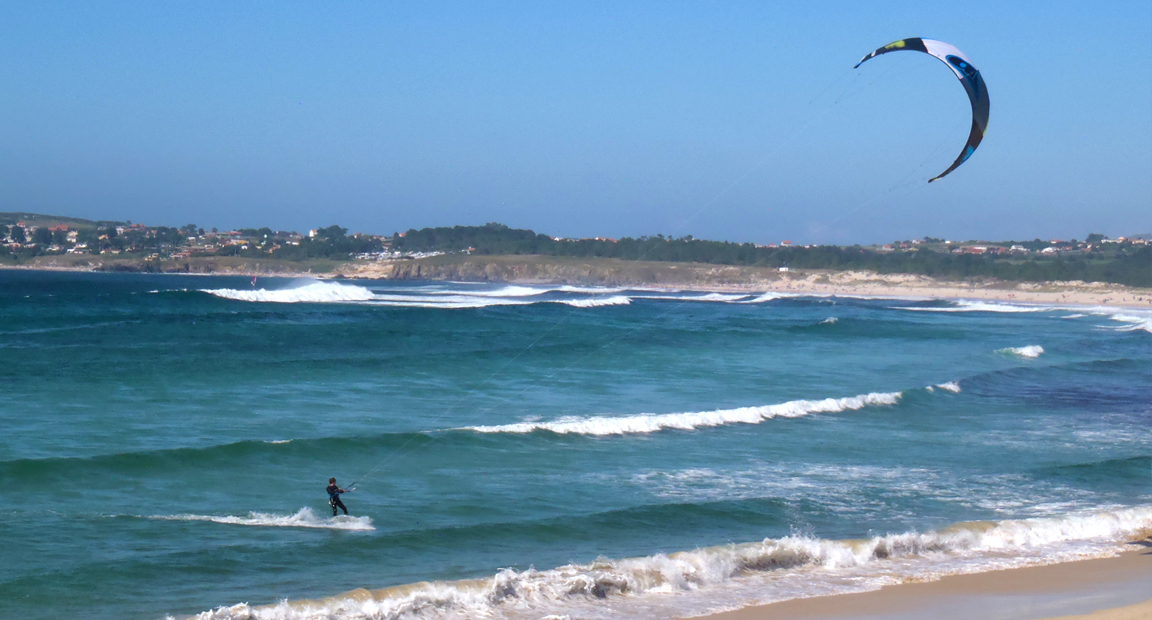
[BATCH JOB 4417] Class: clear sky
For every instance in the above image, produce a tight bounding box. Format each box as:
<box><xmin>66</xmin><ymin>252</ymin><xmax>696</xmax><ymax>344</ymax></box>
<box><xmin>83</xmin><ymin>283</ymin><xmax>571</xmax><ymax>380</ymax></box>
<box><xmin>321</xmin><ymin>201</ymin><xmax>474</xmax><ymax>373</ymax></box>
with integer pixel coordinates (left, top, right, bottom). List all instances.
<box><xmin>2</xmin><ymin>1</ymin><xmax>1149</xmax><ymax>244</ymax></box>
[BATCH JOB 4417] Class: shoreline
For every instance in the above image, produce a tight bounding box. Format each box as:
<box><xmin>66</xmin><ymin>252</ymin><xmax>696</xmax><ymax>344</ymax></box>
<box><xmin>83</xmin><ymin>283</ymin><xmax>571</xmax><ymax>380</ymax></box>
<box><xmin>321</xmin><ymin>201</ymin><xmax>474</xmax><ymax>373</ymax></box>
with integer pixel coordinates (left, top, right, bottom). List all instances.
<box><xmin>696</xmin><ymin>541</ymin><xmax>1152</xmax><ymax>620</ymax></box>
<box><xmin>4</xmin><ymin>257</ymin><xmax>1152</xmax><ymax>309</ymax></box>
<box><xmin>214</xmin><ymin>520</ymin><xmax>1152</xmax><ymax>620</ymax></box>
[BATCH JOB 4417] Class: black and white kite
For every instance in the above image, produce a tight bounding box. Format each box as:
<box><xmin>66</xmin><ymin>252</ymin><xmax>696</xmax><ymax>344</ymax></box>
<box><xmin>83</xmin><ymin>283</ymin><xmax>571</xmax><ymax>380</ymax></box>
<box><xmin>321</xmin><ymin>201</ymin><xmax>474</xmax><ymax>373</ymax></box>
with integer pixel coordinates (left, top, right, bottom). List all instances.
<box><xmin>856</xmin><ymin>38</ymin><xmax>990</xmax><ymax>182</ymax></box>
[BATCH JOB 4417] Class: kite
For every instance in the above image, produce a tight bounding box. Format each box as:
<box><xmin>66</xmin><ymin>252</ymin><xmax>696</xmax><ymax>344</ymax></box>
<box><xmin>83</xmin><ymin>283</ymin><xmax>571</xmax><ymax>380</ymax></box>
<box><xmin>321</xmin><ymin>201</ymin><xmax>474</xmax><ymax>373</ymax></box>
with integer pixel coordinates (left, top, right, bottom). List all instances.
<box><xmin>855</xmin><ymin>38</ymin><xmax>990</xmax><ymax>182</ymax></box>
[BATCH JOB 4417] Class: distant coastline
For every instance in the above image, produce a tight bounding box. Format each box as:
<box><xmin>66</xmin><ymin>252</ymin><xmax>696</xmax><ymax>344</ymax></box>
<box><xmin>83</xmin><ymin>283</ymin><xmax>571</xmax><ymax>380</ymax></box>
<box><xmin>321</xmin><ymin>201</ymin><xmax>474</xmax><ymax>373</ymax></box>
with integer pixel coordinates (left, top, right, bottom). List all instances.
<box><xmin>6</xmin><ymin>253</ymin><xmax>1151</xmax><ymax>308</ymax></box>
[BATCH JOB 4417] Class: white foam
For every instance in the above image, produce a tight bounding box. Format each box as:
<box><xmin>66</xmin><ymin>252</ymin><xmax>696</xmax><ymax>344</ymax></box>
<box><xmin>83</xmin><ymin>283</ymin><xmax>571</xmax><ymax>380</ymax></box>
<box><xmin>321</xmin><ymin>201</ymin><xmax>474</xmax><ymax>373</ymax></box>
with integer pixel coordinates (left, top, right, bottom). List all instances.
<box><xmin>151</xmin><ymin>507</ymin><xmax>374</xmax><ymax>531</ymax></box>
<box><xmin>900</xmin><ymin>300</ymin><xmax>1046</xmax><ymax>313</ymax></box>
<box><xmin>189</xmin><ymin>506</ymin><xmax>1152</xmax><ymax>620</ymax></box>
<box><xmin>365</xmin><ymin>293</ymin><xmax>533</xmax><ymax>309</ymax></box>
<box><xmin>739</xmin><ymin>292</ymin><xmax>796</xmax><ymax>304</ymax></box>
<box><xmin>202</xmin><ymin>282</ymin><xmax>374</xmax><ymax>303</ymax></box>
<box><xmin>363</xmin><ymin>294</ymin><xmax>631</xmax><ymax>309</ymax></box>
<box><xmin>428</xmin><ymin>285</ymin><xmax>627</xmax><ymax>298</ymax></box>
<box><xmin>555</xmin><ymin>295</ymin><xmax>632</xmax><ymax>308</ymax></box>
<box><xmin>935</xmin><ymin>381</ymin><xmax>962</xmax><ymax>393</ymax></box>
<box><xmin>555</xmin><ymin>285</ymin><xmax>628</xmax><ymax>294</ymax></box>
<box><xmin>696</xmin><ymin>292</ymin><xmax>750</xmax><ymax>302</ymax></box>
<box><xmin>999</xmin><ymin>345</ymin><xmax>1045</xmax><ymax>358</ymax></box>
<box><xmin>1061</xmin><ymin>313</ymin><xmax>1086</xmax><ymax>319</ymax></box>
<box><xmin>444</xmin><ymin>285</ymin><xmax>548</xmax><ymax>298</ymax></box>
<box><xmin>820</xmin><ymin>317</ymin><xmax>839</xmax><ymax>324</ymax></box>
<box><xmin>629</xmin><ymin>292</ymin><xmax>750</xmax><ymax>303</ymax></box>
<box><xmin>1109</xmin><ymin>313</ymin><xmax>1152</xmax><ymax>333</ymax></box>
<box><xmin>463</xmin><ymin>391</ymin><xmax>903</xmax><ymax>436</ymax></box>
<box><xmin>657</xmin><ymin>292</ymin><xmax>750</xmax><ymax>302</ymax></box>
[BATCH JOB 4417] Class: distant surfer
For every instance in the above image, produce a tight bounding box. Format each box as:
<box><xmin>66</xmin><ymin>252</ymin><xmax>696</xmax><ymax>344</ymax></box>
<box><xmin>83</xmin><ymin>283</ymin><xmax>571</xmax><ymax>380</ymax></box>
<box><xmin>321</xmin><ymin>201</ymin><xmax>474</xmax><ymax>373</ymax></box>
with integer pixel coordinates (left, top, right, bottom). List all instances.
<box><xmin>327</xmin><ymin>477</ymin><xmax>350</xmax><ymax>516</ymax></box>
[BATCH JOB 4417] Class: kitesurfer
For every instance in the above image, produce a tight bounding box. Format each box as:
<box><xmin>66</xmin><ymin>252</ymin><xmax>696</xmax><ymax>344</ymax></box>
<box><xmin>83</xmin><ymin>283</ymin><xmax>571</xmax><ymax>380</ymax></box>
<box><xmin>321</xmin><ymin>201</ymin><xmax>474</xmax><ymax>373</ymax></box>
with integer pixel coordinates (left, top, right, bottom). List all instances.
<box><xmin>327</xmin><ymin>477</ymin><xmax>350</xmax><ymax>516</ymax></box>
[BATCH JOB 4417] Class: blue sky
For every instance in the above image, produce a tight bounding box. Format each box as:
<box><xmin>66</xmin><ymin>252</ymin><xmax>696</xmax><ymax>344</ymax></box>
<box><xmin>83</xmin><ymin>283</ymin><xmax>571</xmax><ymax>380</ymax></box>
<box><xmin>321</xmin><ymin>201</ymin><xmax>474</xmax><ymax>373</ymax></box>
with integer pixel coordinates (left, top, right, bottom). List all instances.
<box><xmin>1</xmin><ymin>1</ymin><xmax>1149</xmax><ymax>244</ymax></box>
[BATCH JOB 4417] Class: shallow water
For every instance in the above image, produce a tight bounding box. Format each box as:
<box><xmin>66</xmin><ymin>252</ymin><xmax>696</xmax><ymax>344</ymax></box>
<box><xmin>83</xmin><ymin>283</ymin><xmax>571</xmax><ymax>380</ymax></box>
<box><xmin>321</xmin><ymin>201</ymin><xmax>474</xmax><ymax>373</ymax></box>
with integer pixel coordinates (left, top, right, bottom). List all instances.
<box><xmin>0</xmin><ymin>271</ymin><xmax>1148</xmax><ymax>619</ymax></box>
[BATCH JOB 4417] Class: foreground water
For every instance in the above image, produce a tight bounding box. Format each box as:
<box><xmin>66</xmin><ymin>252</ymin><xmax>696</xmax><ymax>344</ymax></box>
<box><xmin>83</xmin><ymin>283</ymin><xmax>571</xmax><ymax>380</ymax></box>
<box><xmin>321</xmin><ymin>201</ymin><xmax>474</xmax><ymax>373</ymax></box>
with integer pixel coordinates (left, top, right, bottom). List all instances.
<box><xmin>1</xmin><ymin>270</ymin><xmax>1149</xmax><ymax>620</ymax></box>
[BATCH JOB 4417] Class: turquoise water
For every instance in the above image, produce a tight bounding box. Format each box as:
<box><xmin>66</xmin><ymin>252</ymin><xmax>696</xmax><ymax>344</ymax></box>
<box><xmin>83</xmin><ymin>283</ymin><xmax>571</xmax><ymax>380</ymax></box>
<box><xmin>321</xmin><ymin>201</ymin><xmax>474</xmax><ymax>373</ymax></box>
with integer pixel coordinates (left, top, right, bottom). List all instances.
<box><xmin>1</xmin><ymin>270</ymin><xmax>1149</xmax><ymax>620</ymax></box>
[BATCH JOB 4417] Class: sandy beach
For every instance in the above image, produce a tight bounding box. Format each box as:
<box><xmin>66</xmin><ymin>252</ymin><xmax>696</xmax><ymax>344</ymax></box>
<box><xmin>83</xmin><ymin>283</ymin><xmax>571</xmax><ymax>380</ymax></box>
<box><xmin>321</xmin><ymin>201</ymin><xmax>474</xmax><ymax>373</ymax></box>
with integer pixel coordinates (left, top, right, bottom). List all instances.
<box><xmin>697</xmin><ymin>541</ymin><xmax>1152</xmax><ymax>620</ymax></box>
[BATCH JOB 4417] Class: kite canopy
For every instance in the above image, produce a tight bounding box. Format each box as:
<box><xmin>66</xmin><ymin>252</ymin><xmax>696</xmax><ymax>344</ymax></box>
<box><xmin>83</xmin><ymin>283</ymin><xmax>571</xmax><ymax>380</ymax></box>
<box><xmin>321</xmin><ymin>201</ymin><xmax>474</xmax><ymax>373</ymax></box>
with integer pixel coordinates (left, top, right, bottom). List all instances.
<box><xmin>855</xmin><ymin>38</ymin><xmax>990</xmax><ymax>182</ymax></box>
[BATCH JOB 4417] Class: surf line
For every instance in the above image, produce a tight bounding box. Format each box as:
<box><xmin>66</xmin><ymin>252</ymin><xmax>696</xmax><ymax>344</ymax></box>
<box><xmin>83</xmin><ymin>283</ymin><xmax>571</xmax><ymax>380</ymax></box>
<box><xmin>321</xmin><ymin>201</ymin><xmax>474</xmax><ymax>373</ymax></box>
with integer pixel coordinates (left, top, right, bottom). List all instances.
<box><xmin>343</xmin><ymin>63</ymin><xmax>956</xmax><ymax>488</ymax></box>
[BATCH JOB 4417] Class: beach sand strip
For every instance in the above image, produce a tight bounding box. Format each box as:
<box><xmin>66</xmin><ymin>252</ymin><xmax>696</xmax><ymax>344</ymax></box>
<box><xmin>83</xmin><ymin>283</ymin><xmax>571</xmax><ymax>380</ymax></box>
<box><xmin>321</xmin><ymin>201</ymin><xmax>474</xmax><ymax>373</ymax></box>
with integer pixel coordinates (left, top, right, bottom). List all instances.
<box><xmin>695</xmin><ymin>541</ymin><xmax>1151</xmax><ymax>620</ymax></box>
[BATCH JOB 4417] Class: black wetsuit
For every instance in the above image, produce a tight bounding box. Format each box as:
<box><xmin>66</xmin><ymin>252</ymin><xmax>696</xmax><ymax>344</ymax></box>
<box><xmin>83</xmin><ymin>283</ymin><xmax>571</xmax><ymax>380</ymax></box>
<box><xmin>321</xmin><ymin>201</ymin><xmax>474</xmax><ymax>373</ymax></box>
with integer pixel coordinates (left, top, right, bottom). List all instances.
<box><xmin>327</xmin><ymin>483</ymin><xmax>348</xmax><ymax>516</ymax></box>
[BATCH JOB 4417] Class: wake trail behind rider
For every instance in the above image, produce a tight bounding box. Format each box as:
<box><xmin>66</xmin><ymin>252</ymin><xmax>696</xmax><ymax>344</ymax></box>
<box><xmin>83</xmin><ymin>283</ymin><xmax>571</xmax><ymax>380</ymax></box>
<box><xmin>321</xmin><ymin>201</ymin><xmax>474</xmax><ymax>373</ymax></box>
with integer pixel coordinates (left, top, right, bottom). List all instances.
<box><xmin>327</xmin><ymin>477</ymin><xmax>351</xmax><ymax>516</ymax></box>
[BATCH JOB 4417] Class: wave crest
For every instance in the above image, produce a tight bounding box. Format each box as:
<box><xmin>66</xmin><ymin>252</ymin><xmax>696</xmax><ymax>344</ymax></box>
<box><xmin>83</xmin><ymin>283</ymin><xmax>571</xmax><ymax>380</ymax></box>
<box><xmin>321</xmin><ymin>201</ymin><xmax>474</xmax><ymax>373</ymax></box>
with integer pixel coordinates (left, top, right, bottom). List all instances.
<box><xmin>900</xmin><ymin>301</ymin><xmax>1044</xmax><ymax>313</ymax></box>
<box><xmin>1109</xmin><ymin>313</ymin><xmax>1152</xmax><ymax>334</ymax></box>
<box><xmin>462</xmin><ymin>391</ymin><xmax>903</xmax><ymax>436</ymax></box>
<box><xmin>202</xmin><ymin>282</ymin><xmax>374</xmax><ymax>303</ymax></box>
<box><xmin>927</xmin><ymin>381</ymin><xmax>962</xmax><ymax>393</ymax></box>
<box><xmin>999</xmin><ymin>345</ymin><xmax>1045</xmax><ymax>358</ymax></box>
<box><xmin>556</xmin><ymin>295</ymin><xmax>631</xmax><ymax>308</ymax></box>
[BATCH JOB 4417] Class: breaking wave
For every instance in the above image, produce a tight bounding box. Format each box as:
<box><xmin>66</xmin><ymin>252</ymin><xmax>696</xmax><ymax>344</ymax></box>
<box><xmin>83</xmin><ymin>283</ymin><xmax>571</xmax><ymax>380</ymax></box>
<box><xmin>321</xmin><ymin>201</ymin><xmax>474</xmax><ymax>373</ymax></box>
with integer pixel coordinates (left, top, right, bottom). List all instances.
<box><xmin>193</xmin><ymin>282</ymin><xmax>826</xmax><ymax>310</ymax></box>
<box><xmin>1109</xmin><ymin>313</ymin><xmax>1152</xmax><ymax>334</ymax></box>
<box><xmin>187</xmin><ymin>506</ymin><xmax>1152</xmax><ymax>620</ymax></box>
<box><xmin>739</xmin><ymin>292</ymin><xmax>796</xmax><ymax>303</ymax></box>
<box><xmin>556</xmin><ymin>295</ymin><xmax>631</xmax><ymax>308</ymax></box>
<box><xmin>202</xmin><ymin>282</ymin><xmax>374</xmax><ymax>303</ymax></box>
<box><xmin>900</xmin><ymin>300</ymin><xmax>1046</xmax><ymax>313</ymax></box>
<box><xmin>462</xmin><ymin>391</ymin><xmax>903</xmax><ymax>436</ymax></box>
<box><xmin>631</xmin><ymin>292</ymin><xmax>751</xmax><ymax>302</ymax></box>
<box><xmin>999</xmin><ymin>345</ymin><xmax>1045</xmax><ymax>358</ymax></box>
<box><xmin>928</xmin><ymin>381</ymin><xmax>962</xmax><ymax>393</ymax></box>
<box><xmin>150</xmin><ymin>507</ymin><xmax>374</xmax><ymax>531</ymax></box>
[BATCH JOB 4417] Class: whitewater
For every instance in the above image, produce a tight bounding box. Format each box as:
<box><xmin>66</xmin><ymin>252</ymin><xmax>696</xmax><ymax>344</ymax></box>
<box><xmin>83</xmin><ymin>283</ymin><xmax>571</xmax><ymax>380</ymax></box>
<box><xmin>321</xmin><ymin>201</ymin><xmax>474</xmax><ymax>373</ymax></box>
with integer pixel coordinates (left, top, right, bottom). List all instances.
<box><xmin>196</xmin><ymin>280</ymin><xmax>1152</xmax><ymax>332</ymax></box>
<box><xmin>1</xmin><ymin>272</ymin><xmax>1148</xmax><ymax>620</ymax></box>
<box><xmin>463</xmin><ymin>390</ymin><xmax>904</xmax><ymax>435</ymax></box>
<box><xmin>190</xmin><ymin>507</ymin><xmax>1152</xmax><ymax>620</ymax></box>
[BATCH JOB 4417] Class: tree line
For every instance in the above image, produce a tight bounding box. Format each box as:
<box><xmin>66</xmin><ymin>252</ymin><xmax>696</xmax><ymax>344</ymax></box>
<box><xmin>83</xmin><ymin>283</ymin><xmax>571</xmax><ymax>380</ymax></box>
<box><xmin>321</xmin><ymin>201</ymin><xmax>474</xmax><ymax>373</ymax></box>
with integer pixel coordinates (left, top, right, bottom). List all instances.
<box><xmin>391</xmin><ymin>223</ymin><xmax>1152</xmax><ymax>287</ymax></box>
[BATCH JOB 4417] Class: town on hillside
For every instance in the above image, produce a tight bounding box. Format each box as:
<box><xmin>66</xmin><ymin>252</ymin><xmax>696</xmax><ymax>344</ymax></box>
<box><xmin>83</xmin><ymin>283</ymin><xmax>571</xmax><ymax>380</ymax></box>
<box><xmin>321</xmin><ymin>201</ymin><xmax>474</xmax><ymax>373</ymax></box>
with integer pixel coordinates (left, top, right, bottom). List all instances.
<box><xmin>2</xmin><ymin>214</ymin><xmax>1149</xmax><ymax>287</ymax></box>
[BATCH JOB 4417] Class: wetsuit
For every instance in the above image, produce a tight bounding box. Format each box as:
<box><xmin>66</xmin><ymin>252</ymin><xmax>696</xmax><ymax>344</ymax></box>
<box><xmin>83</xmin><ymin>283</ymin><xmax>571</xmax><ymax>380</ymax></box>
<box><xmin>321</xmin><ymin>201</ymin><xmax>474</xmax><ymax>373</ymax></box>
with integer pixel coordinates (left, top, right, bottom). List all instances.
<box><xmin>327</xmin><ymin>483</ymin><xmax>348</xmax><ymax>516</ymax></box>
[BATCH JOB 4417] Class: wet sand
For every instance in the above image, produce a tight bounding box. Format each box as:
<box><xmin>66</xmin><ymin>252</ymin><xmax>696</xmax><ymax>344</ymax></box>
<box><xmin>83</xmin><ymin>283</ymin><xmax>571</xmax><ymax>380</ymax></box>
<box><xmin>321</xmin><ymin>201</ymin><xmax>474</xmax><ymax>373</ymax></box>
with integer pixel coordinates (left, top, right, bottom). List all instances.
<box><xmin>697</xmin><ymin>541</ymin><xmax>1152</xmax><ymax>620</ymax></box>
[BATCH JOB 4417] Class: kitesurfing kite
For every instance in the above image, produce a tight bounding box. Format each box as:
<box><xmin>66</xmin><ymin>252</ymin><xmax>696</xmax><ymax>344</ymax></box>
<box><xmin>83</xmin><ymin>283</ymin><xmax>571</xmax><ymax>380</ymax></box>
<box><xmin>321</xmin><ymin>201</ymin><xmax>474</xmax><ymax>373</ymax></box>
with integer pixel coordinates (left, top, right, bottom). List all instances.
<box><xmin>855</xmin><ymin>38</ymin><xmax>989</xmax><ymax>182</ymax></box>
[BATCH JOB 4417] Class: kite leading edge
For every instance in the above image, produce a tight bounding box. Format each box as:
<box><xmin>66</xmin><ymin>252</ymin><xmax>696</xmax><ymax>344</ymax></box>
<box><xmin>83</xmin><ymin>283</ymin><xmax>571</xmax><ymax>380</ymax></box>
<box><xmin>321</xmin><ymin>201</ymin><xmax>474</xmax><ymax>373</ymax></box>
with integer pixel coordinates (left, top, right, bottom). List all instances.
<box><xmin>855</xmin><ymin>38</ymin><xmax>990</xmax><ymax>182</ymax></box>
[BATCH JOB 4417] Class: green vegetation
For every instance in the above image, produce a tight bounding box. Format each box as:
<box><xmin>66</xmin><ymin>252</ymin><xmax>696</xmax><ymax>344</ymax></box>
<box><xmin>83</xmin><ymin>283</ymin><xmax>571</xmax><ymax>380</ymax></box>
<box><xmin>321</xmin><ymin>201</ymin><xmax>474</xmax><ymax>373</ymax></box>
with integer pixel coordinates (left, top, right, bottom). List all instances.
<box><xmin>0</xmin><ymin>212</ymin><xmax>110</xmax><ymax>229</ymax></box>
<box><xmin>393</xmin><ymin>223</ymin><xmax>1152</xmax><ymax>287</ymax></box>
<box><xmin>219</xmin><ymin>225</ymin><xmax>383</xmax><ymax>260</ymax></box>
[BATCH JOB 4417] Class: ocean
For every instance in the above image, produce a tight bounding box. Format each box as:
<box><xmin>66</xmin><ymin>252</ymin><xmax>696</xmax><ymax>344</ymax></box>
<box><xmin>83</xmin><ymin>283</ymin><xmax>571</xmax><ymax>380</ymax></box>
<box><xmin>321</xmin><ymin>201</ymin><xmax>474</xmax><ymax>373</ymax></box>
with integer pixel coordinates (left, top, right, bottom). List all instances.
<box><xmin>1</xmin><ymin>270</ymin><xmax>1149</xmax><ymax>620</ymax></box>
